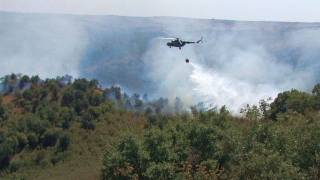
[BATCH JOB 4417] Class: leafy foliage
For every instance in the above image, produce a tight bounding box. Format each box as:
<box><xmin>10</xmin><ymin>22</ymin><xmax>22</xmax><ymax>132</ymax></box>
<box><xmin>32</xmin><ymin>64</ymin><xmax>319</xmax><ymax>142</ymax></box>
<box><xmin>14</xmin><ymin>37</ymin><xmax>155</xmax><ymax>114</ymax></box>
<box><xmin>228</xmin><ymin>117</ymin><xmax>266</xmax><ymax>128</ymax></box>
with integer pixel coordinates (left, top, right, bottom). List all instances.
<box><xmin>102</xmin><ymin>85</ymin><xmax>320</xmax><ymax>179</ymax></box>
<box><xmin>0</xmin><ymin>74</ymin><xmax>115</xmax><ymax>173</ymax></box>
<box><xmin>1</xmin><ymin>74</ymin><xmax>320</xmax><ymax>179</ymax></box>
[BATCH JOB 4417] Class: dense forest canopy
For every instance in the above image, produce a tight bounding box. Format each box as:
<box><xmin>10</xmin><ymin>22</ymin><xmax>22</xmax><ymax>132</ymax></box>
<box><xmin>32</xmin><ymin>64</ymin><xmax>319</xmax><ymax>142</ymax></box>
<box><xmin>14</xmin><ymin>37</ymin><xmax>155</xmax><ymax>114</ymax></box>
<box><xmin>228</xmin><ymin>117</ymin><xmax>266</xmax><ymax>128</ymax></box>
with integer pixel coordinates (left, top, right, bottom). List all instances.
<box><xmin>0</xmin><ymin>74</ymin><xmax>320</xmax><ymax>179</ymax></box>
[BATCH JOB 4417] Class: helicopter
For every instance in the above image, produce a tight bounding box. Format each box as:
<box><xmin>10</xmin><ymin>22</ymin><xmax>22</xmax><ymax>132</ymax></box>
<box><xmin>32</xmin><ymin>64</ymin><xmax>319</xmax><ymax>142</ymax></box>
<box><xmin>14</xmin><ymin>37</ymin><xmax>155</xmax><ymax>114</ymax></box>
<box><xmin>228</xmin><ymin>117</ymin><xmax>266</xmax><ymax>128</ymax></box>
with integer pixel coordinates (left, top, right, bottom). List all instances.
<box><xmin>164</xmin><ymin>37</ymin><xmax>203</xmax><ymax>50</ymax></box>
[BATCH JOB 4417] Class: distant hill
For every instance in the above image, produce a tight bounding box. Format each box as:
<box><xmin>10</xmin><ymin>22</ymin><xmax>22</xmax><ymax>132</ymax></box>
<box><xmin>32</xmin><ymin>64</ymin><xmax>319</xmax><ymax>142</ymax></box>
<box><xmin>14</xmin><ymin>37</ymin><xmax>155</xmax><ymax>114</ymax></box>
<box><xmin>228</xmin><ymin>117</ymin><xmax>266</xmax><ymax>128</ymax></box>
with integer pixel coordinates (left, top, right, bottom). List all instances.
<box><xmin>1</xmin><ymin>11</ymin><xmax>320</xmax><ymax>110</ymax></box>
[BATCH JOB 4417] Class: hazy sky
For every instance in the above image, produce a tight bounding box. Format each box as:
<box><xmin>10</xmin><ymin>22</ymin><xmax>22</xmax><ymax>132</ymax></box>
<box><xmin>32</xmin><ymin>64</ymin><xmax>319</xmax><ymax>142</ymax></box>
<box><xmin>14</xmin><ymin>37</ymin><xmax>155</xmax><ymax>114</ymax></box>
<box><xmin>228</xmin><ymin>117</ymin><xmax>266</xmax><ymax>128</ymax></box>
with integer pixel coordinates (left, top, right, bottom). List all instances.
<box><xmin>0</xmin><ymin>0</ymin><xmax>319</xmax><ymax>22</ymax></box>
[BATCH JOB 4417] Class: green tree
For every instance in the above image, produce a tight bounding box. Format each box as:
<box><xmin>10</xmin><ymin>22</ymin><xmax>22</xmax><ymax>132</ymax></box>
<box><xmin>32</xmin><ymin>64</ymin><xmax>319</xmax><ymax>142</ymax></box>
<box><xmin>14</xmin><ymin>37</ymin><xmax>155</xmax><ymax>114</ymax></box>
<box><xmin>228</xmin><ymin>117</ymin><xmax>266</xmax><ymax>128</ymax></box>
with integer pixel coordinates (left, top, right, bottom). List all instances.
<box><xmin>27</xmin><ymin>133</ymin><xmax>39</xmax><ymax>149</ymax></box>
<box><xmin>0</xmin><ymin>136</ymin><xmax>18</xmax><ymax>169</ymax></box>
<box><xmin>0</xmin><ymin>105</ymin><xmax>8</xmax><ymax>122</ymax></box>
<box><xmin>269</xmin><ymin>89</ymin><xmax>314</xmax><ymax>119</ymax></box>
<box><xmin>312</xmin><ymin>84</ymin><xmax>320</xmax><ymax>96</ymax></box>
<box><xmin>101</xmin><ymin>136</ymin><xmax>148</xmax><ymax>180</ymax></box>
<box><xmin>238</xmin><ymin>147</ymin><xmax>303</xmax><ymax>180</ymax></box>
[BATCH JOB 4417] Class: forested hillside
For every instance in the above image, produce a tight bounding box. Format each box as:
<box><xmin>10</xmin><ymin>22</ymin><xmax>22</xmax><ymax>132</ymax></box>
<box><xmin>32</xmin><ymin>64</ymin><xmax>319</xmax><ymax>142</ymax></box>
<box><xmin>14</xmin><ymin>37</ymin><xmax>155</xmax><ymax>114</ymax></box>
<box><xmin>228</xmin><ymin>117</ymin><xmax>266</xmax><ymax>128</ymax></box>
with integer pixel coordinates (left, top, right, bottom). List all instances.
<box><xmin>0</xmin><ymin>74</ymin><xmax>320</xmax><ymax>179</ymax></box>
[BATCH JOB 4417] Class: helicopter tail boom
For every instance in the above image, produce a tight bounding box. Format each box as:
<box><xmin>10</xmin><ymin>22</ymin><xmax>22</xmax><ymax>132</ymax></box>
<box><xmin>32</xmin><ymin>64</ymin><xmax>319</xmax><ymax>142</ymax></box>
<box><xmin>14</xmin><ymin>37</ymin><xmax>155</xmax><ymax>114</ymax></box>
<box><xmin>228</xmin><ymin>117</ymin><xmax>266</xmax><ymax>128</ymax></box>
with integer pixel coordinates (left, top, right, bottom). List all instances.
<box><xmin>196</xmin><ymin>37</ymin><xmax>203</xmax><ymax>43</ymax></box>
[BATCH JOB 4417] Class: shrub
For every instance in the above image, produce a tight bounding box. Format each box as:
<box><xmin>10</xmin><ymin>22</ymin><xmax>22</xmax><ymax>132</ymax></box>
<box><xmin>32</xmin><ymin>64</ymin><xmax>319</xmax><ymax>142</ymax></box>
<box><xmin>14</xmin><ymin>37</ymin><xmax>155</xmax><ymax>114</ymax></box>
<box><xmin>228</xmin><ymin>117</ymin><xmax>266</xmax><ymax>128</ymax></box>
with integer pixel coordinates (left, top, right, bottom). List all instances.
<box><xmin>61</xmin><ymin>89</ymin><xmax>74</xmax><ymax>107</ymax></box>
<box><xmin>238</xmin><ymin>148</ymin><xmax>303</xmax><ymax>179</ymax></box>
<box><xmin>41</xmin><ymin>129</ymin><xmax>59</xmax><ymax>148</ymax></box>
<box><xmin>61</xmin><ymin>119</ymin><xmax>71</xmax><ymax>130</ymax></box>
<box><xmin>34</xmin><ymin>150</ymin><xmax>48</xmax><ymax>166</ymax></box>
<box><xmin>0</xmin><ymin>136</ymin><xmax>19</xmax><ymax>169</ymax></box>
<box><xmin>101</xmin><ymin>136</ymin><xmax>148</xmax><ymax>180</ymax></box>
<box><xmin>51</xmin><ymin>152</ymin><xmax>67</xmax><ymax>165</ymax></box>
<box><xmin>144</xmin><ymin>162</ymin><xmax>176</xmax><ymax>180</ymax></box>
<box><xmin>58</xmin><ymin>133</ymin><xmax>71</xmax><ymax>151</ymax></box>
<box><xmin>9</xmin><ymin>159</ymin><xmax>27</xmax><ymax>173</ymax></box>
<box><xmin>27</xmin><ymin>133</ymin><xmax>39</xmax><ymax>149</ymax></box>
<box><xmin>16</xmin><ymin>133</ymin><xmax>28</xmax><ymax>151</ymax></box>
<box><xmin>0</xmin><ymin>105</ymin><xmax>8</xmax><ymax>122</ymax></box>
<box><xmin>81</xmin><ymin>119</ymin><xmax>95</xmax><ymax>130</ymax></box>
<box><xmin>25</xmin><ymin>115</ymin><xmax>49</xmax><ymax>135</ymax></box>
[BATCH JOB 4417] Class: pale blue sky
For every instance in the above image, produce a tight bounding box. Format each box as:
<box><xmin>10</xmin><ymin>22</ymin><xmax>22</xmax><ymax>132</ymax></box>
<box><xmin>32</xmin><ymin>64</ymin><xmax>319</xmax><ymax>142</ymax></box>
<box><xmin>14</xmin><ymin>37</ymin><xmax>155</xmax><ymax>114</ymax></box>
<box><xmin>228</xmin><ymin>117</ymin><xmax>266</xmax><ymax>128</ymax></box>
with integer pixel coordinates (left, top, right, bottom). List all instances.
<box><xmin>0</xmin><ymin>0</ymin><xmax>319</xmax><ymax>22</ymax></box>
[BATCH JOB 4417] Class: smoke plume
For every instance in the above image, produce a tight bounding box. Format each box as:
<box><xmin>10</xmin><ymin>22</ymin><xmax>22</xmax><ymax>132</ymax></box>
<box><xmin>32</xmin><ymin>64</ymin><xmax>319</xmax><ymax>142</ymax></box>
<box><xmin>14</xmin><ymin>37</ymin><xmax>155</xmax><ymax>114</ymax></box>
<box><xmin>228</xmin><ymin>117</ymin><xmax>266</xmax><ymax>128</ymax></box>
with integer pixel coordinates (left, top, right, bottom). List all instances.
<box><xmin>0</xmin><ymin>13</ymin><xmax>88</xmax><ymax>78</ymax></box>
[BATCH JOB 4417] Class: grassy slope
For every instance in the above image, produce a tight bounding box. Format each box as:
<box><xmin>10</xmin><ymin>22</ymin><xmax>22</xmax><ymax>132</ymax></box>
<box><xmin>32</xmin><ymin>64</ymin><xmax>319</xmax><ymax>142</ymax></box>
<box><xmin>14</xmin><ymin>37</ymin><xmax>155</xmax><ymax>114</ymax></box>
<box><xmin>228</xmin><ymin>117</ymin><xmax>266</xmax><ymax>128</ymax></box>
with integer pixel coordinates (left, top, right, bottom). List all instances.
<box><xmin>2</xmin><ymin>108</ymin><xmax>146</xmax><ymax>180</ymax></box>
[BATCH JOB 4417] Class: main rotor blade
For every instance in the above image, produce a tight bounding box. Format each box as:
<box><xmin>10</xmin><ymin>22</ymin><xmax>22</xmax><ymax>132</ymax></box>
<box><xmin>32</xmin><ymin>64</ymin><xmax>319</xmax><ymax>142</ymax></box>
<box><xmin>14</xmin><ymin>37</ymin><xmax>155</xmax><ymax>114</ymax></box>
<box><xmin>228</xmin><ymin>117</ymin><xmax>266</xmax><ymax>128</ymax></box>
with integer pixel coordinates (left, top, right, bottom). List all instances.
<box><xmin>157</xmin><ymin>36</ymin><xmax>179</xmax><ymax>39</ymax></box>
<box><xmin>157</xmin><ymin>37</ymin><xmax>177</xmax><ymax>40</ymax></box>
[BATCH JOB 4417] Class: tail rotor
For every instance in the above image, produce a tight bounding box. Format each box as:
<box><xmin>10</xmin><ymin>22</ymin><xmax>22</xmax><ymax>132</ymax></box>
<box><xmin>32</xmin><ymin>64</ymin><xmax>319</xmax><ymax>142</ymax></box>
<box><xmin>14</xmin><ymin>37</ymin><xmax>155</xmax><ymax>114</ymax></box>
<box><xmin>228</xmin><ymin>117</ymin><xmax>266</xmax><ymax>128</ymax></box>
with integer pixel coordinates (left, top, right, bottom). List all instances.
<box><xmin>196</xmin><ymin>37</ymin><xmax>203</xmax><ymax>44</ymax></box>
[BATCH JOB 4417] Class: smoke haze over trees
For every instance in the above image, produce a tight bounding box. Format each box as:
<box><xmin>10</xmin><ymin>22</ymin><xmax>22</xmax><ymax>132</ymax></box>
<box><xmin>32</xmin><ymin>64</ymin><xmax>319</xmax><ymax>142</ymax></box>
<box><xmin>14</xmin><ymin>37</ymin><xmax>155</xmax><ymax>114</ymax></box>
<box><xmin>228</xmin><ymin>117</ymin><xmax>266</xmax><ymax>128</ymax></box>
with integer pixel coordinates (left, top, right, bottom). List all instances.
<box><xmin>1</xmin><ymin>11</ymin><xmax>320</xmax><ymax>112</ymax></box>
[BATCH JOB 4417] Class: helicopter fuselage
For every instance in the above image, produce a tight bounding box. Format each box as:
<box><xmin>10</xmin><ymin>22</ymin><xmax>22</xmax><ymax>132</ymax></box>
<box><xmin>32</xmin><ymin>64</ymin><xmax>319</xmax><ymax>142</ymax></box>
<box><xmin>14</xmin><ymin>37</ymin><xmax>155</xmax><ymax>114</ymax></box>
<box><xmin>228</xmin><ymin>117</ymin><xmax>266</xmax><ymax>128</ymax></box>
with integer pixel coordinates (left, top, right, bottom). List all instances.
<box><xmin>166</xmin><ymin>38</ymin><xmax>202</xmax><ymax>50</ymax></box>
<box><xmin>167</xmin><ymin>40</ymin><xmax>186</xmax><ymax>49</ymax></box>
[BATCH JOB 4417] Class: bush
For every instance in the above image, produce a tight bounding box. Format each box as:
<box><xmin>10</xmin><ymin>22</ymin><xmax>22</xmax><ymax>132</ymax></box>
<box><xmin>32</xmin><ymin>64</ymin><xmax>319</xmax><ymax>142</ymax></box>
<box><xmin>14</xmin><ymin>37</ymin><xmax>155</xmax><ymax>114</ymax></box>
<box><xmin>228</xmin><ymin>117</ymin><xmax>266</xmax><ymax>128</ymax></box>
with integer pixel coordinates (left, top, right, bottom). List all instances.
<box><xmin>61</xmin><ymin>119</ymin><xmax>71</xmax><ymax>130</ymax></box>
<box><xmin>25</xmin><ymin>115</ymin><xmax>49</xmax><ymax>135</ymax></box>
<box><xmin>81</xmin><ymin>119</ymin><xmax>95</xmax><ymax>130</ymax></box>
<box><xmin>61</xmin><ymin>89</ymin><xmax>74</xmax><ymax>107</ymax></box>
<box><xmin>0</xmin><ymin>136</ymin><xmax>19</xmax><ymax>169</ymax></box>
<box><xmin>9</xmin><ymin>159</ymin><xmax>27</xmax><ymax>173</ymax></box>
<box><xmin>101</xmin><ymin>136</ymin><xmax>148</xmax><ymax>180</ymax></box>
<box><xmin>51</xmin><ymin>152</ymin><xmax>67</xmax><ymax>165</ymax></box>
<box><xmin>0</xmin><ymin>105</ymin><xmax>8</xmax><ymax>122</ymax></box>
<box><xmin>27</xmin><ymin>133</ymin><xmax>39</xmax><ymax>149</ymax></box>
<box><xmin>144</xmin><ymin>162</ymin><xmax>176</xmax><ymax>179</ymax></box>
<box><xmin>34</xmin><ymin>150</ymin><xmax>48</xmax><ymax>166</ymax></box>
<box><xmin>58</xmin><ymin>133</ymin><xmax>71</xmax><ymax>151</ymax></box>
<box><xmin>238</xmin><ymin>148</ymin><xmax>303</xmax><ymax>179</ymax></box>
<box><xmin>41</xmin><ymin>129</ymin><xmax>59</xmax><ymax>148</ymax></box>
<box><xmin>16</xmin><ymin>133</ymin><xmax>28</xmax><ymax>151</ymax></box>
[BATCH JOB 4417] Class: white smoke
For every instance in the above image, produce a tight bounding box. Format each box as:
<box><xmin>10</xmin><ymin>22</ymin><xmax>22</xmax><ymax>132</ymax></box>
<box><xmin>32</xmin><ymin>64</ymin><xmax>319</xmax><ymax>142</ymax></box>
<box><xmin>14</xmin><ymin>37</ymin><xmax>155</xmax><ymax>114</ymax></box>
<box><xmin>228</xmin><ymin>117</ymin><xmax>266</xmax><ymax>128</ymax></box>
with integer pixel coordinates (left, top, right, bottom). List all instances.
<box><xmin>0</xmin><ymin>14</ymin><xmax>88</xmax><ymax>78</ymax></box>
<box><xmin>143</xmin><ymin>42</ymin><xmax>281</xmax><ymax>112</ymax></box>
<box><xmin>1</xmin><ymin>13</ymin><xmax>320</xmax><ymax>113</ymax></box>
<box><xmin>189</xmin><ymin>62</ymin><xmax>279</xmax><ymax>112</ymax></box>
<box><xmin>144</xmin><ymin>20</ymin><xmax>320</xmax><ymax>112</ymax></box>
<box><xmin>142</xmin><ymin>39</ymin><xmax>196</xmax><ymax>106</ymax></box>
